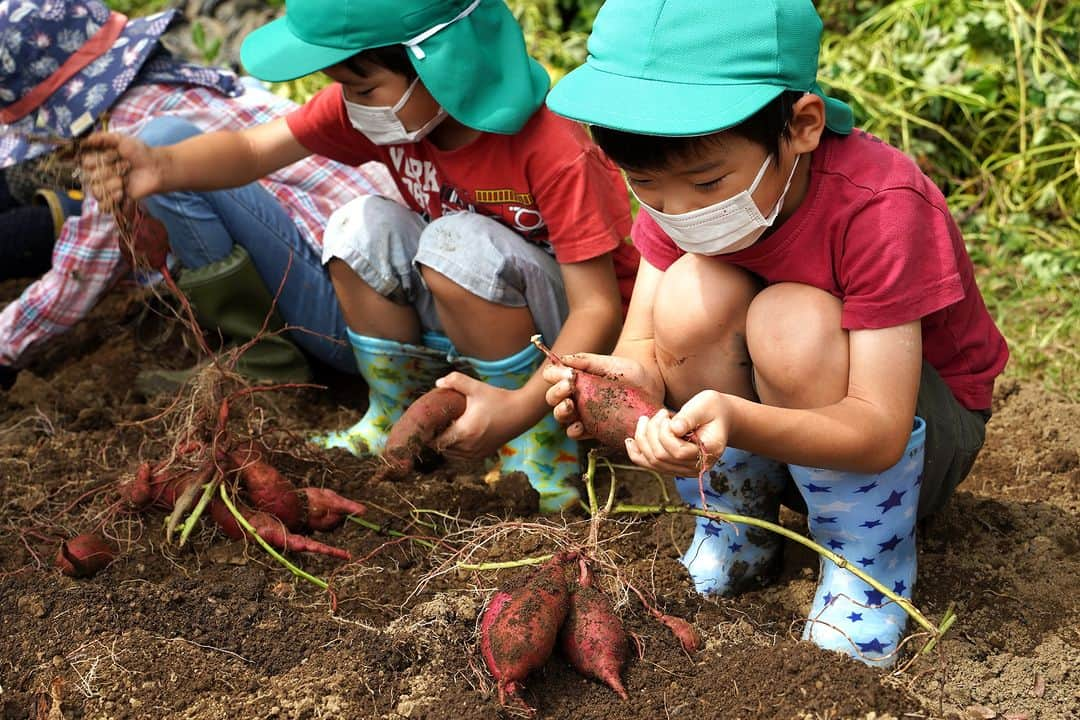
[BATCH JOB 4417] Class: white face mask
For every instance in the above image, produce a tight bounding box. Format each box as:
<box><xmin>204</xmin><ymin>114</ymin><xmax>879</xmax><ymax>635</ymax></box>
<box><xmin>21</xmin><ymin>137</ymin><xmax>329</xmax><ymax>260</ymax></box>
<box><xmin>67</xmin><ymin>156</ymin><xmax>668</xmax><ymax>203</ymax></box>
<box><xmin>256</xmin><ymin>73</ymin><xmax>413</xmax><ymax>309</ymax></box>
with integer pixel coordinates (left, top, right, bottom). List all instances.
<box><xmin>636</xmin><ymin>153</ymin><xmax>800</xmax><ymax>255</ymax></box>
<box><xmin>343</xmin><ymin>77</ymin><xmax>448</xmax><ymax>145</ymax></box>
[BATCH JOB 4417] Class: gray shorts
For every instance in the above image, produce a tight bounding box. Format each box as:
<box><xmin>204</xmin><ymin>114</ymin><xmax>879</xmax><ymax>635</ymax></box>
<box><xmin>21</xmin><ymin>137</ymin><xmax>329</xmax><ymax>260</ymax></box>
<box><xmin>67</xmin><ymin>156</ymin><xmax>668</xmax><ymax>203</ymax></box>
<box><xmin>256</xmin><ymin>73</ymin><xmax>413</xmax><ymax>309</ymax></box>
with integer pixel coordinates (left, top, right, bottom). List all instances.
<box><xmin>321</xmin><ymin>195</ymin><xmax>569</xmax><ymax>345</ymax></box>
<box><xmin>781</xmin><ymin>361</ymin><xmax>988</xmax><ymax>519</ymax></box>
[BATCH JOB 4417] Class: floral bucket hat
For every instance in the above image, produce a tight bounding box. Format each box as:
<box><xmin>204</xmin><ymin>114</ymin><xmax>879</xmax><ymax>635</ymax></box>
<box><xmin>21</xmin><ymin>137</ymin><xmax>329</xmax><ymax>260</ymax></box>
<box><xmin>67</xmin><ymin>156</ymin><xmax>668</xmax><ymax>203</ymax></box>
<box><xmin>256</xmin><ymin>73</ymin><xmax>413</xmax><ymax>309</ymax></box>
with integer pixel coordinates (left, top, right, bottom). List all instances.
<box><xmin>0</xmin><ymin>0</ymin><xmax>178</xmax><ymax>168</ymax></box>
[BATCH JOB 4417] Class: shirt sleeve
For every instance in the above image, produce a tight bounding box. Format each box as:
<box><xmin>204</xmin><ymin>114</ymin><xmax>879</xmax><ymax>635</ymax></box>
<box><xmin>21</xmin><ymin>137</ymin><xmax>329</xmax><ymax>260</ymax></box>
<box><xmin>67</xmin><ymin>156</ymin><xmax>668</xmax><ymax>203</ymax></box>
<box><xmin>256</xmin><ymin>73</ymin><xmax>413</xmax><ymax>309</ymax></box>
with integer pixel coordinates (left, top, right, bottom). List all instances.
<box><xmin>532</xmin><ymin>147</ymin><xmax>632</xmax><ymax>264</ymax></box>
<box><xmin>630</xmin><ymin>211</ymin><xmax>684</xmax><ymax>271</ymax></box>
<box><xmin>0</xmin><ymin>197</ymin><xmax>124</xmax><ymax>366</ymax></box>
<box><xmin>839</xmin><ymin>187</ymin><xmax>965</xmax><ymax>330</ymax></box>
<box><xmin>285</xmin><ymin>84</ymin><xmax>379</xmax><ymax>167</ymax></box>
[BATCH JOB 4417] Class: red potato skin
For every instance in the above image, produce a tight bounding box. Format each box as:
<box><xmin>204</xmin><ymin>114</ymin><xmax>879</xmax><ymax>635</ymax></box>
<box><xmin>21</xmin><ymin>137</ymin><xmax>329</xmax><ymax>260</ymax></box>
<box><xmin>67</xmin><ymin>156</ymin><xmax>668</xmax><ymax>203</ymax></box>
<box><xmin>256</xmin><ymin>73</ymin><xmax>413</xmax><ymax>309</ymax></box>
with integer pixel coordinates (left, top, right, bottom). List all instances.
<box><xmin>209</xmin><ymin>500</ymin><xmax>350</xmax><ymax>560</ymax></box>
<box><xmin>560</xmin><ymin>584</ymin><xmax>629</xmax><ymax>699</ymax></box>
<box><xmin>55</xmin><ymin>534</ymin><xmax>116</xmax><ymax>578</ymax></box>
<box><xmin>118</xmin><ymin>462</ymin><xmax>153</xmax><ymax>508</ymax></box>
<box><xmin>572</xmin><ymin>371</ymin><xmax>663</xmax><ymax>451</ymax></box>
<box><xmin>379</xmin><ymin>388</ymin><xmax>467</xmax><ymax>480</ymax></box>
<box><xmin>299</xmin><ymin>487</ymin><xmax>366</xmax><ymax>532</ymax></box>
<box><xmin>229</xmin><ymin>443</ymin><xmax>306</xmax><ymax>531</ymax></box>
<box><xmin>656</xmin><ymin>613</ymin><xmax>702</xmax><ymax>653</ymax></box>
<box><xmin>480</xmin><ymin>553</ymin><xmax>573</xmax><ymax>707</ymax></box>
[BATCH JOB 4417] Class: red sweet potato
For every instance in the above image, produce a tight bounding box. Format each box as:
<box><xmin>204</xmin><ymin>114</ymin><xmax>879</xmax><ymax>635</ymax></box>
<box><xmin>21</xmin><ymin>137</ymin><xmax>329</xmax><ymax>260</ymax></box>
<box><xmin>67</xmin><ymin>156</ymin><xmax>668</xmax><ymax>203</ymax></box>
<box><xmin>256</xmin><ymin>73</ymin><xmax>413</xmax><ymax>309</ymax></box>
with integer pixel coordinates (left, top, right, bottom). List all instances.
<box><xmin>560</xmin><ymin>584</ymin><xmax>629</xmax><ymax>699</ymax></box>
<box><xmin>230</xmin><ymin>443</ymin><xmax>305</xmax><ymax>531</ymax></box>
<box><xmin>379</xmin><ymin>387</ymin><xmax>467</xmax><ymax>480</ymax></box>
<box><xmin>118</xmin><ymin>462</ymin><xmax>153</xmax><ymax>508</ymax></box>
<box><xmin>532</xmin><ymin>337</ymin><xmax>663</xmax><ymax>451</ymax></box>
<box><xmin>210</xmin><ymin>500</ymin><xmax>350</xmax><ymax>560</ymax></box>
<box><xmin>572</xmin><ymin>371</ymin><xmax>664</xmax><ymax>450</ymax></box>
<box><xmin>299</xmin><ymin>487</ymin><xmax>366</xmax><ymax>531</ymax></box>
<box><xmin>656</xmin><ymin>613</ymin><xmax>702</xmax><ymax>654</ymax></box>
<box><xmin>55</xmin><ymin>533</ymin><xmax>115</xmax><ymax>578</ymax></box>
<box><xmin>480</xmin><ymin>553</ymin><xmax>573</xmax><ymax>707</ymax></box>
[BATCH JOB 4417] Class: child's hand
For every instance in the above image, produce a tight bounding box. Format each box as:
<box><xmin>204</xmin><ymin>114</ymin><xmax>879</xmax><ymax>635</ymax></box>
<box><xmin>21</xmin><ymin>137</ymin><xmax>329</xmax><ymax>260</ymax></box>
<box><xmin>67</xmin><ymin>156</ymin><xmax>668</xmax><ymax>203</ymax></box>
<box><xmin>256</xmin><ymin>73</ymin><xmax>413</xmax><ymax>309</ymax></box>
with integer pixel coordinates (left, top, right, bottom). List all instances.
<box><xmin>626</xmin><ymin>390</ymin><xmax>731</xmax><ymax>476</ymax></box>
<box><xmin>542</xmin><ymin>352</ymin><xmax>661</xmax><ymax>440</ymax></box>
<box><xmin>79</xmin><ymin>132</ymin><xmax>161</xmax><ymax>207</ymax></box>
<box><xmin>432</xmin><ymin>372</ymin><xmax>522</xmax><ymax>460</ymax></box>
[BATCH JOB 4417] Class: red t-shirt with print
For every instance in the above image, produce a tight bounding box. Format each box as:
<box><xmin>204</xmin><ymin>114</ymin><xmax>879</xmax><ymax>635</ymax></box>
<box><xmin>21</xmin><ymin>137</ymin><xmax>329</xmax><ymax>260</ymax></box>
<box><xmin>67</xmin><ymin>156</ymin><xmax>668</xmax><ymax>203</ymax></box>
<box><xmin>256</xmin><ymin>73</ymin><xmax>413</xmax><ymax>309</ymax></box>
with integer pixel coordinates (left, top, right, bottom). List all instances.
<box><xmin>286</xmin><ymin>84</ymin><xmax>639</xmax><ymax>309</ymax></box>
<box><xmin>631</xmin><ymin>130</ymin><xmax>1008</xmax><ymax>411</ymax></box>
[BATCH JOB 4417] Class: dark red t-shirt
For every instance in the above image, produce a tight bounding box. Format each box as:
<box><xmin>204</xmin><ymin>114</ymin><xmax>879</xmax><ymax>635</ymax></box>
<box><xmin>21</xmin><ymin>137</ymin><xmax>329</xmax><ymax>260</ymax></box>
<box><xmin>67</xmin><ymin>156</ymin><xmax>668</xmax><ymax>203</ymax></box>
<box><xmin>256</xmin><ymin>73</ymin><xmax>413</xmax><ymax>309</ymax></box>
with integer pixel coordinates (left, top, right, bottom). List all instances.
<box><xmin>632</xmin><ymin>130</ymin><xmax>1008</xmax><ymax>411</ymax></box>
<box><xmin>287</xmin><ymin>84</ymin><xmax>640</xmax><ymax>309</ymax></box>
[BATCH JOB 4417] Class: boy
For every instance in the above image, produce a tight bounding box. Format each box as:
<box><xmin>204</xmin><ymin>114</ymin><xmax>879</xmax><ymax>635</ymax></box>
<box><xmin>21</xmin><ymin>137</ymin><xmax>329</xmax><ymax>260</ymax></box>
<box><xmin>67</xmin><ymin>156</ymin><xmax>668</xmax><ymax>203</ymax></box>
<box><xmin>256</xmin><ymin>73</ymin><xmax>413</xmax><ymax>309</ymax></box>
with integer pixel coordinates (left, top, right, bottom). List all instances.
<box><xmin>542</xmin><ymin>0</ymin><xmax>1007</xmax><ymax>666</ymax></box>
<box><xmin>82</xmin><ymin>0</ymin><xmax>639</xmax><ymax>513</ymax></box>
<box><xmin>2</xmin><ymin>0</ymin><xmax>392</xmax><ymax>392</ymax></box>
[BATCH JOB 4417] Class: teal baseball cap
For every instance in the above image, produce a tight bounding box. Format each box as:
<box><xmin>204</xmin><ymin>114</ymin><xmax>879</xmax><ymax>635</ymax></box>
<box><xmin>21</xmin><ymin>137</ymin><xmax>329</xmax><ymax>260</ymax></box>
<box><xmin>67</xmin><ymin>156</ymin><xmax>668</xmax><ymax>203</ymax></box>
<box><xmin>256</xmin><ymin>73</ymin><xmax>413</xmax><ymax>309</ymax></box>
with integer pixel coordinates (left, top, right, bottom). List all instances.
<box><xmin>547</xmin><ymin>0</ymin><xmax>853</xmax><ymax>137</ymax></box>
<box><xmin>240</xmin><ymin>0</ymin><xmax>550</xmax><ymax>134</ymax></box>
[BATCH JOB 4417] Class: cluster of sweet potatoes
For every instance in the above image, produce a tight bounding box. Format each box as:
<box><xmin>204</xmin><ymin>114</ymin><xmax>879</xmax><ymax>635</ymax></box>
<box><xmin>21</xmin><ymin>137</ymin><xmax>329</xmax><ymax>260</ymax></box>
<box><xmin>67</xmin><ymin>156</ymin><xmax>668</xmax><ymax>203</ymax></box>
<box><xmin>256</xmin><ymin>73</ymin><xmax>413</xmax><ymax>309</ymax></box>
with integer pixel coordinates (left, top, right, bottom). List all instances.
<box><xmin>480</xmin><ymin>552</ymin><xmax>700</xmax><ymax>711</ymax></box>
<box><xmin>120</xmin><ymin>440</ymin><xmax>366</xmax><ymax>560</ymax></box>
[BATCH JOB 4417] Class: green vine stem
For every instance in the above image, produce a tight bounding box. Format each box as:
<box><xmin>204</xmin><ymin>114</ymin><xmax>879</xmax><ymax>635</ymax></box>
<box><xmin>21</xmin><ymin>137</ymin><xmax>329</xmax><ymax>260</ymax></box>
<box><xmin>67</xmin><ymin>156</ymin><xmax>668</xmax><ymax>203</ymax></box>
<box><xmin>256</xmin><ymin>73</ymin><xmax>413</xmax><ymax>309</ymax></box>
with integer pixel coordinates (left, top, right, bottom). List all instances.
<box><xmin>177</xmin><ymin>471</ymin><xmax>220</xmax><ymax>548</ymax></box>
<box><xmin>217</xmin><ymin>484</ymin><xmax>328</xmax><ymax>589</ymax></box>
<box><xmin>347</xmin><ymin>515</ymin><xmax>437</xmax><ymax>550</ymax></box>
<box><xmin>613</xmin><ymin>502</ymin><xmax>941</xmax><ymax>638</ymax></box>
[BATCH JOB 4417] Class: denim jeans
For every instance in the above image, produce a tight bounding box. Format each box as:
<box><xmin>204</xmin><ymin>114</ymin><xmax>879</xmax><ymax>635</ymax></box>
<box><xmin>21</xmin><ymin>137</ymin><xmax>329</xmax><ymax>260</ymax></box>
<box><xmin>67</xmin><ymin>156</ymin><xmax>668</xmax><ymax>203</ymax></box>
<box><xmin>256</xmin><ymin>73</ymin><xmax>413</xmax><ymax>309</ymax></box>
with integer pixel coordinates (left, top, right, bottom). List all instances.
<box><xmin>137</xmin><ymin>116</ymin><xmax>355</xmax><ymax>373</ymax></box>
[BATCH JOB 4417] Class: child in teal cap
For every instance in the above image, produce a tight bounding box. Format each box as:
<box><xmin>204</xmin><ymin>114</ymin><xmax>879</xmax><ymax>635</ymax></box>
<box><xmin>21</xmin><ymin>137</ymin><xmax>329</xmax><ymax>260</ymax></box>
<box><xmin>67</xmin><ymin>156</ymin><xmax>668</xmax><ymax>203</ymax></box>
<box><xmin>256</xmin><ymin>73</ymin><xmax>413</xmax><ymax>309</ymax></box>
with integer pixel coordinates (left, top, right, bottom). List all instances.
<box><xmin>543</xmin><ymin>0</ymin><xmax>1008</xmax><ymax>666</ymax></box>
<box><xmin>81</xmin><ymin>0</ymin><xmax>640</xmax><ymax>514</ymax></box>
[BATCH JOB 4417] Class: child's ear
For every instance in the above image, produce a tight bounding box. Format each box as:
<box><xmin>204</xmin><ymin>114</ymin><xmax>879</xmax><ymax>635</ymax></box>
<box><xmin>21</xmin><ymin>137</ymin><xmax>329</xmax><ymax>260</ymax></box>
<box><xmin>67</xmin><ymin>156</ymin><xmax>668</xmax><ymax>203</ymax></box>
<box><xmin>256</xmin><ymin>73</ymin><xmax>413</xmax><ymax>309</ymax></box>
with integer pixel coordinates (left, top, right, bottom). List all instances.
<box><xmin>786</xmin><ymin>93</ymin><xmax>826</xmax><ymax>154</ymax></box>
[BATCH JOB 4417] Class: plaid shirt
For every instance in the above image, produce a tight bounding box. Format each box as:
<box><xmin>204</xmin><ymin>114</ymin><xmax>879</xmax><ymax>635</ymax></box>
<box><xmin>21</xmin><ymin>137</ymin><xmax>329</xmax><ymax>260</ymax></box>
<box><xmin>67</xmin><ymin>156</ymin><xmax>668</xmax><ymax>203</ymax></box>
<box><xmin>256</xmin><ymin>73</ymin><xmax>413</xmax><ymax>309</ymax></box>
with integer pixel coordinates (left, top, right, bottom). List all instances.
<box><xmin>0</xmin><ymin>82</ymin><xmax>398</xmax><ymax>366</ymax></box>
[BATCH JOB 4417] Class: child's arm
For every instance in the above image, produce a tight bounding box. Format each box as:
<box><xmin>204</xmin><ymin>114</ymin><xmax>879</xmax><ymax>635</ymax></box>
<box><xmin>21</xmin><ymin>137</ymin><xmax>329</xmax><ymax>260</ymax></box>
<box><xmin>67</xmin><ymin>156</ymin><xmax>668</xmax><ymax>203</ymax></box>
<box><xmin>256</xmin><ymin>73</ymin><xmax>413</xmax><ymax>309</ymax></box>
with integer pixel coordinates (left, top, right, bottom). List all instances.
<box><xmin>631</xmin><ymin>321</ymin><xmax>923</xmax><ymax>475</ymax></box>
<box><xmin>435</xmin><ymin>253</ymin><xmax>625</xmax><ymax>457</ymax></box>
<box><xmin>80</xmin><ymin>118</ymin><xmax>310</xmax><ymax>206</ymax></box>
<box><xmin>543</xmin><ymin>258</ymin><xmax>668</xmax><ymax>439</ymax></box>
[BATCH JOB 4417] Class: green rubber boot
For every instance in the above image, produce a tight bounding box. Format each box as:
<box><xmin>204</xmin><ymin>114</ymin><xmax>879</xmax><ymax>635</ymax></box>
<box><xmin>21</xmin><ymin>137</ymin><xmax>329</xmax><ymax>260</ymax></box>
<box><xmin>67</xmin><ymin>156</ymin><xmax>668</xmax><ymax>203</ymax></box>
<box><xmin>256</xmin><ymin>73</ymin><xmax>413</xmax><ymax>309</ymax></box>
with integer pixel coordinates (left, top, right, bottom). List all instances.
<box><xmin>136</xmin><ymin>245</ymin><xmax>311</xmax><ymax>394</ymax></box>
<box><xmin>465</xmin><ymin>343</ymin><xmax>581</xmax><ymax>514</ymax></box>
<box><xmin>312</xmin><ymin>330</ymin><xmax>453</xmax><ymax>456</ymax></box>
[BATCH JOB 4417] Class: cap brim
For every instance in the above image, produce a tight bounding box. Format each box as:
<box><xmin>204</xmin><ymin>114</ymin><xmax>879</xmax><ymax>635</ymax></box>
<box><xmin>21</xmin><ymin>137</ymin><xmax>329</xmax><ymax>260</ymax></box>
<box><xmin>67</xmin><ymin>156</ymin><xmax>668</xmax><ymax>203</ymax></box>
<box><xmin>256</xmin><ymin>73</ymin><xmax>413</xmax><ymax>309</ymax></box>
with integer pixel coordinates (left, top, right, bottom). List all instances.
<box><xmin>240</xmin><ymin>17</ymin><xmax>358</xmax><ymax>82</ymax></box>
<box><xmin>548</xmin><ymin>62</ymin><xmax>784</xmax><ymax>136</ymax></box>
<box><xmin>409</xmin><ymin>1</ymin><xmax>548</xmax><ymax>134</ymax></box>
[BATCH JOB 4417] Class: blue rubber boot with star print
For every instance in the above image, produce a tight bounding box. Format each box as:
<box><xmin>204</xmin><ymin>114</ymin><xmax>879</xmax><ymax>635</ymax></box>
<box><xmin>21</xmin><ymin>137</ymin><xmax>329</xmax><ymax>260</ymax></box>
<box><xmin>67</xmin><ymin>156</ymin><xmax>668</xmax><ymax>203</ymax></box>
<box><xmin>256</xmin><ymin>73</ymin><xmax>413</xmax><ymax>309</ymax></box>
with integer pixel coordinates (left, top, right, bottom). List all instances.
<box><xmin>674</xmin><ymin>448</ymin><xmax>790</xmax><ymax>595</ymax></box>
<box><xmin>790</xmin><ymin>417</ymin><xmax>926</xmax><ymax>668</ymax></box>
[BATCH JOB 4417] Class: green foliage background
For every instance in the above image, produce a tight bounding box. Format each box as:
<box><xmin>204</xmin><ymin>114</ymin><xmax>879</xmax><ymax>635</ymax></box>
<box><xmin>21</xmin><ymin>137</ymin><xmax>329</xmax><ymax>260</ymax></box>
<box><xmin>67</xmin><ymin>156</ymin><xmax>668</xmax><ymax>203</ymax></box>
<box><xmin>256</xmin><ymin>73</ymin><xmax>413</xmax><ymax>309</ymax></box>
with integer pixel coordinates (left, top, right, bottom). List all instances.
<box><xmin>113</xmin><ymin>0</ymin><xmax>1080</xmax><ymax>394</ymax></box>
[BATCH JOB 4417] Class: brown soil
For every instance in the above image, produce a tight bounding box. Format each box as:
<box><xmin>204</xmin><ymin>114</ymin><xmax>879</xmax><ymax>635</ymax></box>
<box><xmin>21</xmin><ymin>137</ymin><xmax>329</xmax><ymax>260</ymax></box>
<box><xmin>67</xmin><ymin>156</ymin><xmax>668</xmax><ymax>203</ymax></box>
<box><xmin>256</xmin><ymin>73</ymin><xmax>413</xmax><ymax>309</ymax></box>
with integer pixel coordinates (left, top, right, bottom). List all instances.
<box><xmin>1</xmin><ymin>282</ymin><xmax>1077</xmax><ymax>720</ymax></box>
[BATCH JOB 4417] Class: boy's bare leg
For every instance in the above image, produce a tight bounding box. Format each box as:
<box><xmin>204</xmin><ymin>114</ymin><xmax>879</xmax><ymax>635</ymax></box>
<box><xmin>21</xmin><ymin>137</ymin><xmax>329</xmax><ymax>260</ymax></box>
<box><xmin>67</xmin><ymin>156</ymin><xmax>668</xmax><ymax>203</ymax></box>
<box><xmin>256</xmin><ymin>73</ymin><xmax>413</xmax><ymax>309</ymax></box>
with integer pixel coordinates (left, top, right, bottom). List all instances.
<box><xmin>420</xmin><ymin>265</ymin><xmax>537</xmax><ymax>360</ymax></box>
<box><xmin>652</xmin><ymin>253</ymin><xmax>758</xmax><ymax>406</ymax></box>
<box><xmin>327</xmin><ymin>258</ymin><xmax>422</xmax><ymax>344</ymax></box>
<box><xmin>747</xmin><ymin>283</ymin><xmax>848</xmax><ymax>409</ymax></box>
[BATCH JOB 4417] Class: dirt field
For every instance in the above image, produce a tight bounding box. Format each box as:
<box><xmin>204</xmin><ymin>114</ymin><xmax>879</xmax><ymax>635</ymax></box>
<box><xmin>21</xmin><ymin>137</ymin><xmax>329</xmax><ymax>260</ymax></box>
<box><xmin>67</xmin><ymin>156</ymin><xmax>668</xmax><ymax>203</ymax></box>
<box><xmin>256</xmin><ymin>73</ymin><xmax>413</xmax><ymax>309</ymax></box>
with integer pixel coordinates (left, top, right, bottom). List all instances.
<box><xmin>1</xmin><ymin>282</ymin><xmax>1077</xmax><ymax>720</ymax></box>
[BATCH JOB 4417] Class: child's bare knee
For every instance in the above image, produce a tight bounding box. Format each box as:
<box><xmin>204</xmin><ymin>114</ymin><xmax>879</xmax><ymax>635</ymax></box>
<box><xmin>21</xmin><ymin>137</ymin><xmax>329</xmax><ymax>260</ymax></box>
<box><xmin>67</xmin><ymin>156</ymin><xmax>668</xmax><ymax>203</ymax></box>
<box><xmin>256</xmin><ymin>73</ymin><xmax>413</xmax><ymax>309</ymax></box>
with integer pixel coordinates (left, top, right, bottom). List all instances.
<box><xmin>748</xmin><ymin>283</ymin><xmax>848</xmax><ymax>407</ymax></box>
<box><xmin>654</xmin><ymin>255</ymin><xmax>756</xmax><ymax>354</ymax></box>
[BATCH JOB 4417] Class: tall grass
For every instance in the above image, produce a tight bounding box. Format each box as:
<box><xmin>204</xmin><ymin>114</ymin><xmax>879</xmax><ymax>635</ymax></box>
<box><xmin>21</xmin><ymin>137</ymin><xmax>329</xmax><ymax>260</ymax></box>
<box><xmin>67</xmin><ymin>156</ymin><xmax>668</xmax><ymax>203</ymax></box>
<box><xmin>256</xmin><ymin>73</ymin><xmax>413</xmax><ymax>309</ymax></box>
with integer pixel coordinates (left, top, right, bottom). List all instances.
<box><xmin>816</xmin><ymin>0</ymin><xmax>1079</xmax><ymax>392</ymax></box>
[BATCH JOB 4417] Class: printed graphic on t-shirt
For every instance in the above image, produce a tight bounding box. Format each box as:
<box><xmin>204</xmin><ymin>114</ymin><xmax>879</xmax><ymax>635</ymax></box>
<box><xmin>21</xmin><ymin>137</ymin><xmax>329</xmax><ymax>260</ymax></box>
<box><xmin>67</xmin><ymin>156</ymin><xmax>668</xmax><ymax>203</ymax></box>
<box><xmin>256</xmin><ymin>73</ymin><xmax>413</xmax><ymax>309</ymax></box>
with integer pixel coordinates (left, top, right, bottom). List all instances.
<box><xmin>389</xmin><ymin>145</ymin><xmax>551</xmax><ymax>246</ymax></box>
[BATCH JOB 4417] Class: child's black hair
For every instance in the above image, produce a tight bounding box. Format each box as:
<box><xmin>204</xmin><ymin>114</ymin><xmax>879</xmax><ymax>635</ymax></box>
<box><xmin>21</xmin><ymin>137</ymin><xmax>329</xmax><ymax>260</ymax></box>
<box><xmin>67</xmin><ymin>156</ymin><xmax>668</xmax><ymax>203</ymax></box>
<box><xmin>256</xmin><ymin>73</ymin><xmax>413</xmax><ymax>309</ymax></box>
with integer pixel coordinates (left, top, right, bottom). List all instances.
<box><xmin>590</xmin><ymin>90</ymin><xmax>805</xmax><ymax>172</ymax></box>
<box><xmin>342</xmin><ymin>44</ymin><xmax>418</xmax><ymax>80</ymax></box>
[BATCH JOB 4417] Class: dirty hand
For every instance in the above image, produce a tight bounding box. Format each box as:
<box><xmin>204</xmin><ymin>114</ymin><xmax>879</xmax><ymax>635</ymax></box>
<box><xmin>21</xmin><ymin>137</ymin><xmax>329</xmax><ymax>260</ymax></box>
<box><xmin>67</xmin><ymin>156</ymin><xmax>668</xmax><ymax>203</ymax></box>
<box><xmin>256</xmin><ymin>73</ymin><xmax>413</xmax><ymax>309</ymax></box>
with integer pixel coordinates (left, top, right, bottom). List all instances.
<box><xmin>79</xmin><ymin>132</ymin><xmax>160</xmax><ymax>206</ymax></box>
<box><xmin>433</xmin><ymin>372</ymin><xmax>524</xmax><ymax>460</ymax></box>
<box><xmin>542</xmin><ymin>352</ymin><xmax>661</xmax><ymax>440</ymax></box>
<box><xmin>626</xmin><ymin>390</ymin><xmax>730</xmax><ymax>476</ymax></box>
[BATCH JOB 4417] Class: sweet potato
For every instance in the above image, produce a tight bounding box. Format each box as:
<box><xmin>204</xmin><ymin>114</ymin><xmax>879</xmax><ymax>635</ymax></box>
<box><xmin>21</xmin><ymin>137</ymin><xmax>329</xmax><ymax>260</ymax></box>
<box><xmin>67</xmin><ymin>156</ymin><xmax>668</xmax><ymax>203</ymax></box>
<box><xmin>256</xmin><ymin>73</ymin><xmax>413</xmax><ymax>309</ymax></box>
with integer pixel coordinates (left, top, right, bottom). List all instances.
<box><xmin>230</xmin><ymin>443</ymin><xmax>305</xmax><ymax>531</ymax></box>
<box><xmin>118</xmin><ymin>462</ymin><xmax>153</xmax><ymax>508</ymax></box>
<box><xmin>560</xmin><ymin>584</ymin><xmax>629</xmax><ymax>699</ymax></box>
<box><xmin>55</xmin><ymin>533</ymin><xmax>115</xmax><ymax>578</ymax></box>
<box><xmin>656</xmin><ymin>613</ymin><xmax>701</xmax><ymax>654</ymax></box>
<box><xmin>531</xmin><ymin>337</ymin><xmax>663</xmax><ymax>451</ymax></box>
<box><xmin>480</xmin><ymin>553</ymin><xmax>573</xmax><ymax>707</ymax></box>
<box><xmin>379</xmin><ymin>387</ymin><xmax>467</xmax><ymax>480</ymax></box>
<box><xmin>299</xmin><ymin>487</ymin><xmax>366</xmax><ymax>532</ymax></box>
<box><xmin>210</xmin><ymin>500</ymin><xmax>350</xmax><ymax>560</ymax></box>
